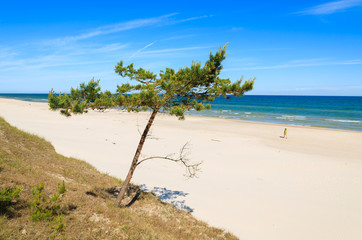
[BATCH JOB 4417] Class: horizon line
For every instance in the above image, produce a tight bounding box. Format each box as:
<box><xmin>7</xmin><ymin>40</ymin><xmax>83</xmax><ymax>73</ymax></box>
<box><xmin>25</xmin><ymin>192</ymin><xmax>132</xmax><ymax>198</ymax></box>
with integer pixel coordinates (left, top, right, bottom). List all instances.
<box><xmin>1</xmin><ymin>93</ymin><xmax>361</xmax><ymax>97</ymax></box>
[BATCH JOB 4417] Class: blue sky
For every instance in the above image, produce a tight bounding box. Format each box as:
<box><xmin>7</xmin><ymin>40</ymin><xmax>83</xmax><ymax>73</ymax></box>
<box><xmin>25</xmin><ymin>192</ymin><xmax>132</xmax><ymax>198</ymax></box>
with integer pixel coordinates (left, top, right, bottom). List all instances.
<box><xmin>0</xmin><ymin>0</ymin><xmax>361</xmax><ymax>96</ymax></box>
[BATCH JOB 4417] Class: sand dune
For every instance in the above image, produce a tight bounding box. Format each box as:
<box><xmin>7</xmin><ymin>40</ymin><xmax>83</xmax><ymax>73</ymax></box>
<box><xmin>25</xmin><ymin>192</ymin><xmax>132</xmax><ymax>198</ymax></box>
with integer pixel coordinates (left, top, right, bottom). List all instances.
<box><xmin>1</xmin><ymin>98</ymin><xmax>361</xmax><ymax>239</ymax></box>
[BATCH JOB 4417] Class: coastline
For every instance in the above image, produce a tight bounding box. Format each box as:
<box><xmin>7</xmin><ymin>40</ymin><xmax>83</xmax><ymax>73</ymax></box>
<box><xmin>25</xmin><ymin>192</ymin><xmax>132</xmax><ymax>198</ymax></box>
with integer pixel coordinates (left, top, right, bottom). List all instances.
<box><xmin>1</xmin><ymin>98</ymin><xmax>362</xmax><ymax>239</ymax></box>
<box><xmin>1</xmin><ymin>94</ymin><xmax>361</xmax><ymax>132</ymax></box>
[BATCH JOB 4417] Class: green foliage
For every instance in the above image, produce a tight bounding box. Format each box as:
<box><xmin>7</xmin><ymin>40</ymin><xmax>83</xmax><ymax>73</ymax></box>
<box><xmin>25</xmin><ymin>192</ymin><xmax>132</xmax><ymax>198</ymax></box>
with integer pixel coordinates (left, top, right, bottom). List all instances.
<box><xmin>48</xmin><ymin>78</ymin><xmax>106</xmax><ymax>116</ymax></box>
<box><xmin>48</xmin><ymin>44</ymin><xmax>255</xmax><ymax>119</ymax></box>
<box><xmin>31</xmin><ymin>182</ymin><xmax>55</xmax><ymax>221</ymax></box>
<box><xmin>31</xmin><ymin>182</ymin><xmax>66</xmax><ymax>221</ymax></box>
<box><xmin>52</xmin><ymin>214</ymin><xmax>66</xmax><ymax>232</ymax></box>
<box><xmin>49</xmin><ymin>214</ymin><xmax>66</xmax><ymax>239</ymax></box>
<box><xmin>58</xmin><ymin>181</ymin><xmax>66</xmax><ymax>194</ymax></box>
<box><xmin>0</xmin><ymin>187</ymin><xmax>21</xmax><ymax>207</ymax></box>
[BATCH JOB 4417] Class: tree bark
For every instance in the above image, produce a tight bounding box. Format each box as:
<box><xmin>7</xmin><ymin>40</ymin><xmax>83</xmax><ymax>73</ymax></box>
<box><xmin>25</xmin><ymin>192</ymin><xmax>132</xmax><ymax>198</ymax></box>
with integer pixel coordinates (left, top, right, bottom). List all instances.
<box><xmin>115</xmin><ymin>107</ymin><xmax>159</xmax><ymax>206</ymax></box>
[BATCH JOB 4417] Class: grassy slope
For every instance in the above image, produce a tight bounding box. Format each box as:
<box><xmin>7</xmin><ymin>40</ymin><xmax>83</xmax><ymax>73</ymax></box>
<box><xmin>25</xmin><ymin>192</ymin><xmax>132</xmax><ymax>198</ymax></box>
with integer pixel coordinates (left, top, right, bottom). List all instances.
<box><xmin>0</xmin><ymin>117</ymin><xmax>237</xmax><ymax>240</ymax></box>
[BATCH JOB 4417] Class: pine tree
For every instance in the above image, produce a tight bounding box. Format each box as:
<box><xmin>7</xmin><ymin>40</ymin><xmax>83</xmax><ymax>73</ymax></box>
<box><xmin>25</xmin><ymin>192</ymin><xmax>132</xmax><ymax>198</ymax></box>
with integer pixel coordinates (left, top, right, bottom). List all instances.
<box><xmin>49</xmin><ymin>44</ymin><xmax>255</xmax><ymax>205</ymax></box>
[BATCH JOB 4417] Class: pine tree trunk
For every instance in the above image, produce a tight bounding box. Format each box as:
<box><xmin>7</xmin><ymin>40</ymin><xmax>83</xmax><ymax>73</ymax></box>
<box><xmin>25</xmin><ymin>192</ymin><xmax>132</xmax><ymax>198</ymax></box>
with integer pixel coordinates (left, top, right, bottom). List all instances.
<box><xmin>115</xmin><ymin>107</ymin><xmax>159</xmax><ymax>206</ymax></box>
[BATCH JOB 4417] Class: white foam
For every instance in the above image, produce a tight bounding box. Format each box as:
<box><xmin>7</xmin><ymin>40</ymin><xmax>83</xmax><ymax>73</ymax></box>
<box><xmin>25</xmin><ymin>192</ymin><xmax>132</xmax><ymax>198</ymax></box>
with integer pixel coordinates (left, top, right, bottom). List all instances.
<box><xmin>326</xmin><ymin>119</ymin><xmax>361</xmax><ymax>123</ymax></box>
<box><xmin>276</xmin><ymin>115</ymin><xmax>307</xmax><ymax>121</ymax></box>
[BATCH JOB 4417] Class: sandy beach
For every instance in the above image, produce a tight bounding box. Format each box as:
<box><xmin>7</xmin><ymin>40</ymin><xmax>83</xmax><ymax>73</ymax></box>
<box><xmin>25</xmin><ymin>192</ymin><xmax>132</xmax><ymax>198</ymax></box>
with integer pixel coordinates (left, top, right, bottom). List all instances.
<box><xmin>0</xmin><ymin>98</ymin><xmax>361</xmax><ymax>239</ymax></box>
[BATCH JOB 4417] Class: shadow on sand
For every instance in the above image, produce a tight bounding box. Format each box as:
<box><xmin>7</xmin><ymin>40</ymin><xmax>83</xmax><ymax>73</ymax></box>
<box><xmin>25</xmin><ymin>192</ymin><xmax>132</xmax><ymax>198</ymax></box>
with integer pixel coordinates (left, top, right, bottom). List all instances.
<box><xmin>140</xmin><ymin>184</ymin><xmax>193</xmax><ymax>212</ymax></box>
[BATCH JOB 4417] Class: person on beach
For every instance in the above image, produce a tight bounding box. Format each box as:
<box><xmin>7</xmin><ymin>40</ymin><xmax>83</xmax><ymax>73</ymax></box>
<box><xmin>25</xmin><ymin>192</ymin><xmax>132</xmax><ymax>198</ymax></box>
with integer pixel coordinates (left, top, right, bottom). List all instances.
<box><xmin>284</xmin><ymin>128</ymin><xmax>287</xmax><ymax>139</ymax></box>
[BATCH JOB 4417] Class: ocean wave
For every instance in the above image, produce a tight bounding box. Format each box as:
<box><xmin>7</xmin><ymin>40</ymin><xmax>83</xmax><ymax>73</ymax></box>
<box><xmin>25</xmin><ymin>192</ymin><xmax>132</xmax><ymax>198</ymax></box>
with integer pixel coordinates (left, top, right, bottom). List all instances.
<box><xmin>276</xmin><ymin>115</ymin><xmax>307</xmax><ymax>121</ymax></box>
<box><xmin>325</xmin><ymin>119</ymin><xmax>361</xmax><ymax>123</ymax></box>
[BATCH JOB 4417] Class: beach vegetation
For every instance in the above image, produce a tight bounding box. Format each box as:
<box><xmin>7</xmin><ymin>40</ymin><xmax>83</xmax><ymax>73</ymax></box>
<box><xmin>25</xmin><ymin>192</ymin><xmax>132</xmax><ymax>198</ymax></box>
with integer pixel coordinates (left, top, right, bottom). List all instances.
<box><xmin>0</xmin><ymin>116</ymin><xmax>237</xmax><ymax>239</ymax></box>
<box><xmin>48</xmin><ymin>44</ymin><xmax>255</xmax><ymax>206</ymax></box>
<box><xmin>0</xmin><ymin>186</ymin><xmax>22</xmax><ymax>217</ymax></box>
<box><xmin>30</xmin><ymin>181</ymin><xmax>65</xmax><ymax>221</ymax></box>
<box><xmin>0</xmin><ymin>187</ymin><xmax>21</xmax><ymax>206</ymax></box>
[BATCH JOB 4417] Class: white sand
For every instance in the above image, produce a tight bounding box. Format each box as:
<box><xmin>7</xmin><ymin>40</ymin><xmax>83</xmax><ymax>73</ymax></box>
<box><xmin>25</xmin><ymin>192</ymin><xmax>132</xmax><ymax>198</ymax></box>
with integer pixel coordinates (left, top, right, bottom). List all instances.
<box><xmin>1</xmin><ymin>98</ymin><xmax>361</xmax><ymax>240</ymax></box>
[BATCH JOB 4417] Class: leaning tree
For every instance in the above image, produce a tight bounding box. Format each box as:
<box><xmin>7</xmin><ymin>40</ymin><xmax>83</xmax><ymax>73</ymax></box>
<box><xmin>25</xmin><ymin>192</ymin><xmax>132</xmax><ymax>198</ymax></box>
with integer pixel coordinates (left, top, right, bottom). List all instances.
<box><xmin>48</xmin><ymin>44</ymin><xmax>255</xmax><ymax>205</ymax></box>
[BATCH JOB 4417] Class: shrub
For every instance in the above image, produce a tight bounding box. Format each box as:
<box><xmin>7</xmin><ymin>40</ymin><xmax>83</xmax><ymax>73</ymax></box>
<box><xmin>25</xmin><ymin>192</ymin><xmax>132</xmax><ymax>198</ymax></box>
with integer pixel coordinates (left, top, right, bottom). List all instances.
<box><xmin>31</xmin><ymin>182</ymin><xmax>65</xmax><ymax>221</ymax></box>
<box><xmin>0</xmin><ymin>186</ymin><xmax>22</xmax><ymax>216</ymax></box>
<box><xmin>0</xmin><ymin>187</ymin><xmax>21</xmax><ymax>207</ymax></box>
<box><xmin>58</xmin><ymin>181</ymin><xmax>66</xmax><ymax>194</ymax></box>
<box><xmin>53</xmin><ymin>214</ymin><xmax>66</xmax><ymax>232</ymax></box>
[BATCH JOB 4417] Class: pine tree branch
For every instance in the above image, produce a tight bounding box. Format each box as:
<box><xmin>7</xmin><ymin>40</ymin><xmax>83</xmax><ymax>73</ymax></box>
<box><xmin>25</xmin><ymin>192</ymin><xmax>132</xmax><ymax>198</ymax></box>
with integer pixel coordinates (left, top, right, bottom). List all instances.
<box><xmin>136</xmin><ymin>142</ymin><xmax>202</xmax><ymax>178</ymax></box>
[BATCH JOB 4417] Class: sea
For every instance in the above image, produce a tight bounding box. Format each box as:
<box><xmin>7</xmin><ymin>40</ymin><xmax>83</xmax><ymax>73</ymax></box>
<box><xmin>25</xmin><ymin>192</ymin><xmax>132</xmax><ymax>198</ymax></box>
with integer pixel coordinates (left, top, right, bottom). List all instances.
<box><xmin>0</xmin><ymin>94</ymin><xmax>361</xmax><ymax>132</ymax></box>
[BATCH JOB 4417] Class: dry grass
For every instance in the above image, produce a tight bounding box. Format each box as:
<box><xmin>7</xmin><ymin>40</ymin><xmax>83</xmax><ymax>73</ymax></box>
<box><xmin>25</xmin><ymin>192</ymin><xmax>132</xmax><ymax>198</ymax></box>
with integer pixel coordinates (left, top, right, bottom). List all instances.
<box><xmin>0</xmin><ymin>117</ymin><xmax>237</xmax><ymax>240</ymax></box>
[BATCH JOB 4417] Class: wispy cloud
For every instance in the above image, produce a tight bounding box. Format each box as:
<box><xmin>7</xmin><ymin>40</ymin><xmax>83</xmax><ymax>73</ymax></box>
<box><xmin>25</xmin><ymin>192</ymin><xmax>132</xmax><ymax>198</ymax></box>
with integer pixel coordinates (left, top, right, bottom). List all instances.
<box><xmin>295</xmin><ymin>0</ymin><xmax>362</xmax><ymax>15</ymax></box>
<box><xmin>0</xmin><ymin>53</ymin><xmax>116</xmax><ymax>71</ymax></box>
<box><xmin>60</xmin><ymin>43</ymin><xmax>129</xmax><ymax>57</ymax></box>
<box><xmin>225</xmin><ymin>58</ymin><xmax>362</xmax><ymax>71</ymax></box>
<box><xmin>92</xmin><ymin>43</ymin><xmax>128</xmax><ymax>53</ymax></box>
<box><xmin>230</xmin><ymin>27</ymin><xmax>244</xmax><ymax>32</ymax></box>
<box><xmin>142</xmin><ymin>46</ymin><xmax>210</xmax><ymax>55</ymax></box>
<box><xmin>173</xmin><ymin>14</ymin><xmax>212</xmax><ymax>24</ymax></box>
<box><xmin>162</xmin><ymin>34</ymin><xmax>196</xmax><ymax>41</ymax></box>
<box><xmin>239</xmin><ymin>47</ymin><xmax>293</xmax><ymax>52</ymax></box>
<box><xmin>271</xmin><ymin>85</ymin><xmax>362</xmax><ymax>92</ymax></box>
<box><xmin>295</xmin><ymin>85</ymin><xmax>362</xmax><ymax>91</ymax></box>
<box><xmin>124</xmin><ymin>46</ymin><xmax>211</xmax><ymax>60</ymax></box>
<box><xmin>0</xmin><ymin>41</ymin><xmax>131</xmax><ymax>72</ymax></box>
<box><xmin>48</xmin><ymin>14</ymin><xmax>176</xmax><ymax>45</ymax></box>
<box><xmin>127</xmin><ymin>42</ymin><xmax>156</xmax><ymax>60</ymax></box>
<box><xmin>46</xmin><ymin>13</ymin><xmax>211</xmax><ymax>46</ymax></box>
<box><xmin>0</xmin><ymin>47</ymin><xmax>18</xmax><ymax>59</ymax></box>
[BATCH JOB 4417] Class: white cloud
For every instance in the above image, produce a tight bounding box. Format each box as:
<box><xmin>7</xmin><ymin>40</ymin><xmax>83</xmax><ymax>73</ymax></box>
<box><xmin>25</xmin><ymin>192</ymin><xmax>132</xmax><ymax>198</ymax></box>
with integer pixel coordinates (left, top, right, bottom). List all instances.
<box><xmin>162</xmin><ymin>34</ymin><xmax>196</xmax><ymax>41</ymax></box>
<box><xmin>59</xmin><ymin>43</ymin><xmax>129</xmax><ymax>57</ymax></box>
<box><xmin>92</xmin><ymin>43</ymin><xmax>128</xmax><ymax>53</ymax></box>
<box><xmin>47</xmin><ymin>14</ymin><xmax>176</xmax><ymax>45</ymax></box>
<box><xmin>142</xmin><ymin>46</ymin><xmax>210</xmax><ymax>55</ymax></box>
<box><xmin>270</xmin><ymin>85</ymin><xmax>362</xmax><ymax>92</ymax></box>
<box><xmin>125</xmin><ymin>46</ymin><xmax>211</xmax><ymax>60</ymax></box>
<box><xmin>0</xmin><ymin>13</ymin><xmax>213</xmax><ymax>71</ymax></box>
<box><xmin>0</xmin><ymin>47</ymin><xmax>18</xmax><ymax>59</ymax></box>
<box><xmin>224</xmin><ymin>58</ymin><xmax>362</xmax><ymax>71</ymax></box>
<box><xmin>230</xmin><ymin>27</ymin><xmax>244</xmax><ymax>32</ymax></box>
<box><xmin>295</xmin><ymin>0</ymin><xmax>362</xmax><ymax>15</ymax></box>
<box><xmin>295</xmin><ymin>85</ymin><xmax>362</xmax><ymax>91</ymax></box>
<box><xmin>128</xmin><ymin>42</ymin><xmax>156</xmax><ymax>60</ymax></box>
<box><xmin>45</xmin><ymin>13</ymin><xmax>211</xmax><ymax>46</ymax></box>
<box><xmin>0</xmin><ymin>53</ymin><xmax>116</xmax><ymax>71</ymax></box>
<box><xmin>173</xmin><ymin>15</ymin><xmax>212</xmax><ymax>24</ymax></box>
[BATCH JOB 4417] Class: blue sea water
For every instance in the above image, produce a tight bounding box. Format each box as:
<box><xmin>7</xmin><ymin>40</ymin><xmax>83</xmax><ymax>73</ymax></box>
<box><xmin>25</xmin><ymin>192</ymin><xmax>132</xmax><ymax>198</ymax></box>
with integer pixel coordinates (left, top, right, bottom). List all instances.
<box><xmin>0</xmin><ymin>93</ymin><xmax>49</xmax><ymax>103</ymax></box>
<box><xmin>1</xmin><ymin>94</ymin><xmax>361</xmax><ymax>132</ymax></box>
